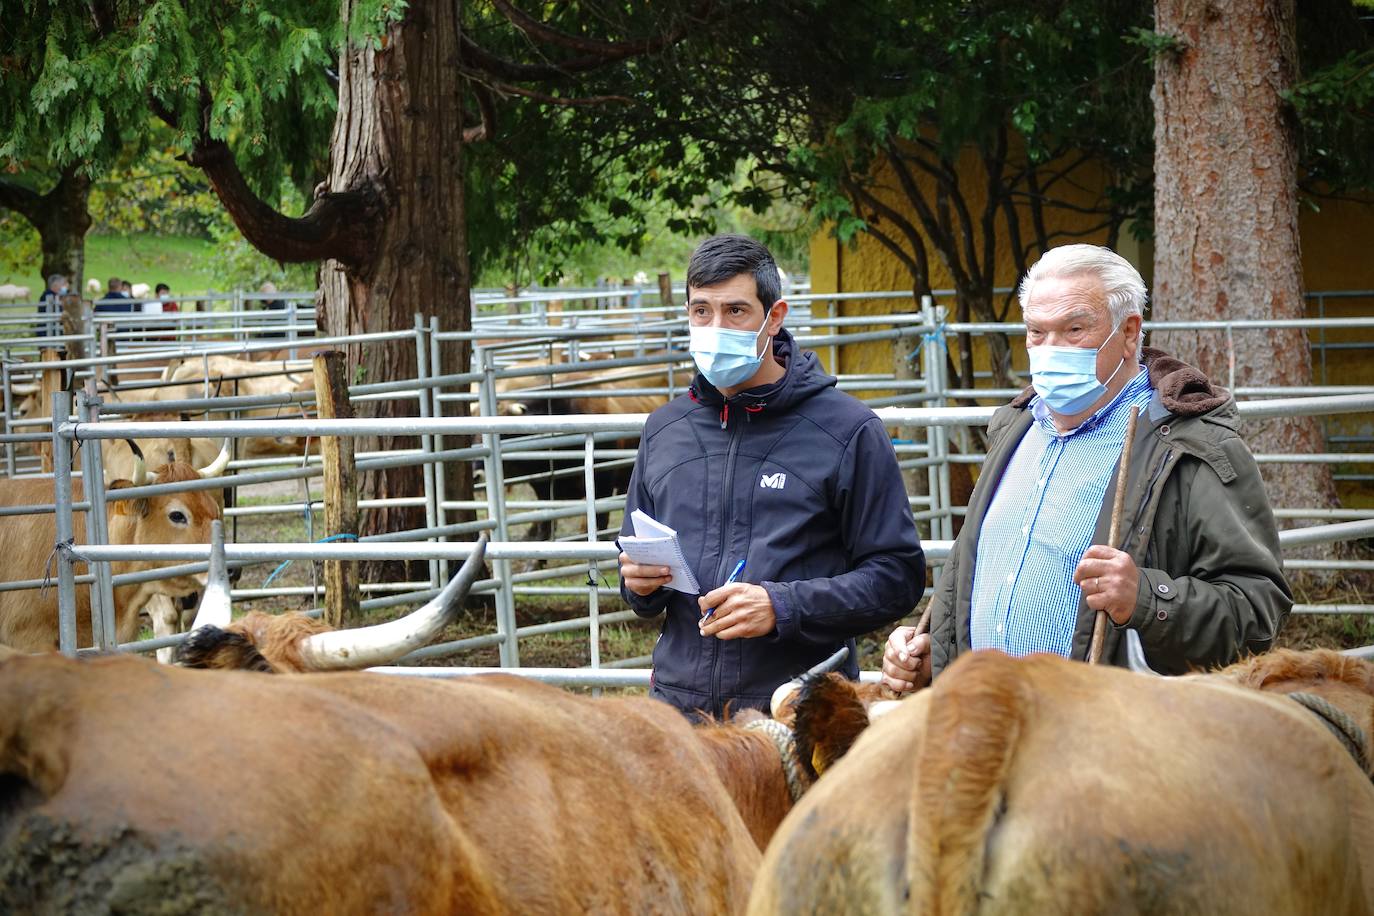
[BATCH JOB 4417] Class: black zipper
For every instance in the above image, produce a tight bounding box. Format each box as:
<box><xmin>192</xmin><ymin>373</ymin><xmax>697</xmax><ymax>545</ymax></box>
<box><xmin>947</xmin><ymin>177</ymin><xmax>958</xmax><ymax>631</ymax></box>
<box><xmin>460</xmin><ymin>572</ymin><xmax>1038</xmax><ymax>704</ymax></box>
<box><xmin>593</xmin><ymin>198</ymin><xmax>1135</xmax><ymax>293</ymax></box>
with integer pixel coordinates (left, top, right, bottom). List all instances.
<box><xmin>710</xmin><ymin>403</ymin><xmax>745</xmax><ymax>717</ymax></box>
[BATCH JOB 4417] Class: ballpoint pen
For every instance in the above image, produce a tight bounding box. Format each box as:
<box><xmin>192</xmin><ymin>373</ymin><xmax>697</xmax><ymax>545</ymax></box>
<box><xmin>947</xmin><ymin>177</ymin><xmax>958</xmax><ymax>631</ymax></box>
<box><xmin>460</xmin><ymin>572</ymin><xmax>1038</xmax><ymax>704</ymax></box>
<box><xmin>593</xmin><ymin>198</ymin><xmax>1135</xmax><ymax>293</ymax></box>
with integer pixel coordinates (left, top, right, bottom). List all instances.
<box><xmin>702</xmin><ymin>558</ymin><xmax>747</xmax><ymax>621</ymax></box>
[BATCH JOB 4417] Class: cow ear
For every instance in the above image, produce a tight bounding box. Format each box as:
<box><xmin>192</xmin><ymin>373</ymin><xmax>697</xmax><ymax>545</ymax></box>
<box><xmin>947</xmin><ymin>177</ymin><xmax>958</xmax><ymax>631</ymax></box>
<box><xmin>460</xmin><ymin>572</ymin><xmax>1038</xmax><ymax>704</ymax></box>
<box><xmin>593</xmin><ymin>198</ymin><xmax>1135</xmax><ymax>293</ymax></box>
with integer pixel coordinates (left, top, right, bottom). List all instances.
<box><xmin>791</xmin><ymin>673</ymin><xmax>873</xmax><ymax>780</ymax></box>
<box><xmin>108</xmin><ymin>485</ymin><xmax>149</xmax><ymax>518</ymax></box>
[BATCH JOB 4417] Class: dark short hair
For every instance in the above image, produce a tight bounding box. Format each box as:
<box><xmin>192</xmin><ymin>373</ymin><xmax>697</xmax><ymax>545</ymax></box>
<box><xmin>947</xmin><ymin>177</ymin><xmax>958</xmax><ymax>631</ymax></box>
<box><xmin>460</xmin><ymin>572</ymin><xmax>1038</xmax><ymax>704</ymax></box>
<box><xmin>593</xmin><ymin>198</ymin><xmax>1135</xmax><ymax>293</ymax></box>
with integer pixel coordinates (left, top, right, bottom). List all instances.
<box><xmin>686</xmin><ymin>234</ymin><xmax>780</xmax><ymax>309</ymax></box>
<box><xmin>155</xmin><ymin>283</ymin><xmax>170</xmax><ymax>294</ymax></box>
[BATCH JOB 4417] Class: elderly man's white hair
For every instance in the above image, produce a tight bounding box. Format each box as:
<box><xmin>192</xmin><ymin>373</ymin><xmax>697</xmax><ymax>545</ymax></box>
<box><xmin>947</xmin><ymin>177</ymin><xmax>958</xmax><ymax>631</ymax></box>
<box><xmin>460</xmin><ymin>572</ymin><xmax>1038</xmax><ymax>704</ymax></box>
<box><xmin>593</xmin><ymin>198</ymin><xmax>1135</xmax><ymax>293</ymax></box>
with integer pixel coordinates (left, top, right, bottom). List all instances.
<box><xmin>1018</xmin><ymin>244</ymin><xmax>1148</xmax><ymax>346</ymax></box>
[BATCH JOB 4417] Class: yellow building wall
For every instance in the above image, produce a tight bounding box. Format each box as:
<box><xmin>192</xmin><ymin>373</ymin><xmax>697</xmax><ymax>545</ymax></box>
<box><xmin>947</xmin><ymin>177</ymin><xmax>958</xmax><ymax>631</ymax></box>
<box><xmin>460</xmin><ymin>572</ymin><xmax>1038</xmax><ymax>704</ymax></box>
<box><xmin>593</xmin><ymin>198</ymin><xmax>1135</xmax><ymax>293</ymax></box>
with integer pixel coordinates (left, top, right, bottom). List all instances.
<box><xmin>807</xmin><ymin>145</ymin><xmax>1132</xmax><ymax>382</ymax></box>
<box><xmin>810</xmin><ymin>153</ymin><xmax>1374</xmax><ymax>391</ymax></box>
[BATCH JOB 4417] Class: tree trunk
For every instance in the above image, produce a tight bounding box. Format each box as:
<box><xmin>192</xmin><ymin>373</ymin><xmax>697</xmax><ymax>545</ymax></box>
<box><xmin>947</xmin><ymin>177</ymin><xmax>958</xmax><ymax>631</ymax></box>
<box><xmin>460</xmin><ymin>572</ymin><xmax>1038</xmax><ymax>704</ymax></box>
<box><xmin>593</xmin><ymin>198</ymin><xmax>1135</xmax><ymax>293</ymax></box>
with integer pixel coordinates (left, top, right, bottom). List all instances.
<box><xmin>318</xmin><ymin>0</ymin><xmax>473</xmax><ymax>580</ymax></box>
<box><xmin>1151</xmin><ymin>0</ymin><xmax>1336</xmax><ymax>519</ymax></box>
<box><xmin>0</xmin><ymin>167</ymin><xmax>92</xmax><ymax>292</ymax></box>
<box><xmin>36</xmin><ymin>170</ymin><xmax>92</xmax><ymax>292</ymax></box>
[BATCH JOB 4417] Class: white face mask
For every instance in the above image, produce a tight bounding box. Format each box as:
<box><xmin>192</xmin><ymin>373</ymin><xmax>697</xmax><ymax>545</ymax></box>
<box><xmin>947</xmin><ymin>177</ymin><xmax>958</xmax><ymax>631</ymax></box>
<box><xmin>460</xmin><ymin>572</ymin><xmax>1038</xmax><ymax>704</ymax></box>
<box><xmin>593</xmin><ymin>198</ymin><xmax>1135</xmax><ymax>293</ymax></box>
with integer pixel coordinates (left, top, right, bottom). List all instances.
<box><xmin>689</xmin><ymin>307</ymin><xmax>773</xmax><ymax>389</ymax></box>
<box><xmin>1028</xmin><ymin>320</ymin><xmax>1127</xmax><ymax>415</ymax></box>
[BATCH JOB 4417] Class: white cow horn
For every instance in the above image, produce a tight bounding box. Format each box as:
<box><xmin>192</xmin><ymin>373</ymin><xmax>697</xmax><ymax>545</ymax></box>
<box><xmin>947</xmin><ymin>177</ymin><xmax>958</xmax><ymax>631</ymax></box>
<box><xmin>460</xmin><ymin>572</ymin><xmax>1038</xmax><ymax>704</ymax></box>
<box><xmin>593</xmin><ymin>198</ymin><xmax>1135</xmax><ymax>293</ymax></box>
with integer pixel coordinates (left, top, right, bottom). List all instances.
<box><xmin>128</xmin><ymin>440</ymin><xmax>151</xmax><ymax>487</ymax></box>
<box><xmin>197</xmin><ymin>438</ymin><xmax>231</xmax><ymax>477</ymax></box>
<box><xmin>297</xmin><ymin>533</ymin><xmax>488</xmax><ymax>670</ymax></box>
<box><xmin>188</xmin><ymin>520</ymin><xmax>232</xmax><ymax>631</ymax></box>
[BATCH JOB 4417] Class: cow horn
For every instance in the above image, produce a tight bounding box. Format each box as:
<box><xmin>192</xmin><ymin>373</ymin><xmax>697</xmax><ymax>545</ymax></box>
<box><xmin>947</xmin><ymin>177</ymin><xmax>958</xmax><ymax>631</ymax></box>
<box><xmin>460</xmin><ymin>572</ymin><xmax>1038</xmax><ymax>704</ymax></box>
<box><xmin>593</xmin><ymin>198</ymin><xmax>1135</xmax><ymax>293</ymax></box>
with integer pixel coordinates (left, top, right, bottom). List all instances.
<box><xmin>296</xmin><ymin>533</ymin><xmax>488</xmax><ymax>671</ymax></box>
<box><xmin>128</xmin><ymin>440</ymin><xmax>151</xmax><ymax>487</ymax></box>
<box><xmin>188</xmin><ymin>520</ymin><xmax>232</xmax><ymax>631</ymax></box>
<box><xmin>197</xmin><ymin>439</ymin><xmax>231</xmax><ymax>477</ymax></box>
<box><xmin>770</xmin><ymin>647</ymin><xmax>850</xmax><ymax>719</ymax></box>
<box><xmin>9</xmin><ymin>382</ymin><xmax>39</xmax><ymax>396</ymax></box>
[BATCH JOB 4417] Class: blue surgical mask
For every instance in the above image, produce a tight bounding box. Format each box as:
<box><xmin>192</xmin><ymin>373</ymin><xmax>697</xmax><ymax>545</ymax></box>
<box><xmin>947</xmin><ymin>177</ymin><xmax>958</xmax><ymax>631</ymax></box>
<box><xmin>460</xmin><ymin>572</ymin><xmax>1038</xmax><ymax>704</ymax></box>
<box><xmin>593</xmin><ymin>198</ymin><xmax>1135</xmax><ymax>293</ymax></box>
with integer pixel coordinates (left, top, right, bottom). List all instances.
<box><xmin>1028</xmin><ymin>323</ymin><xmax>1127</xmax><ymax>415</ymax></box>
<box><xmin>689</xmin><ymin>308</ymin><xmax>774</xmax><ymax>390</ymax></box>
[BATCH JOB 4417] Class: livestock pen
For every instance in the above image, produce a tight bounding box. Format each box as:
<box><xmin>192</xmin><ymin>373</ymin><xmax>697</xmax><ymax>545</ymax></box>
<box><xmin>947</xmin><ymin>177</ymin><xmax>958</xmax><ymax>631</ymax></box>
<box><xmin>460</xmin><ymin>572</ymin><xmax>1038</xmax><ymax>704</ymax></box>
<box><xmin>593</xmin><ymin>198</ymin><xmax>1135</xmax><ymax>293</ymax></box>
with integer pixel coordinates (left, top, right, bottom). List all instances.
<box><xmin>3</xmin><ymin>285</ymin><xmax>1374</xmax><ymax>678</ymax></box>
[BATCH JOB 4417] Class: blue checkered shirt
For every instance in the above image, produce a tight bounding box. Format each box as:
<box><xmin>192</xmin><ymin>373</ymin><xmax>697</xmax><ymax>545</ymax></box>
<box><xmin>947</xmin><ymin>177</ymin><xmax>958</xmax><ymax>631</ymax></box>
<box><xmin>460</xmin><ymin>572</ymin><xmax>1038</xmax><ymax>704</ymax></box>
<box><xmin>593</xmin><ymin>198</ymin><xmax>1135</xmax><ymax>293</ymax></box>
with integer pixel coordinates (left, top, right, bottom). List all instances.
<box><xmin>969</xmin><ymin>366</ymin><xmax>1153</xmax><ymax>657</ymax></box>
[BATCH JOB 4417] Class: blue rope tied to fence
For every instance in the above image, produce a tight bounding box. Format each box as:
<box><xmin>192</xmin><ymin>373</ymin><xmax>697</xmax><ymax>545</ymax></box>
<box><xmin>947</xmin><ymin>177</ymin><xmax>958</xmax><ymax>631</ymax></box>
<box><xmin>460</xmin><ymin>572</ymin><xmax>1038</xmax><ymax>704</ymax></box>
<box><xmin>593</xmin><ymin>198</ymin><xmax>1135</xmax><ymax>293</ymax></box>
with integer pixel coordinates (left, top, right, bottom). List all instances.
<box><xmin>263</xmin><ymin>533</ymin><xmax>360</xmax><ymax>588</ymax></box>
<box><xmin>908</xmin><ymin>320</ymin><xmax>949</xmax><ymax>361</ymax></box>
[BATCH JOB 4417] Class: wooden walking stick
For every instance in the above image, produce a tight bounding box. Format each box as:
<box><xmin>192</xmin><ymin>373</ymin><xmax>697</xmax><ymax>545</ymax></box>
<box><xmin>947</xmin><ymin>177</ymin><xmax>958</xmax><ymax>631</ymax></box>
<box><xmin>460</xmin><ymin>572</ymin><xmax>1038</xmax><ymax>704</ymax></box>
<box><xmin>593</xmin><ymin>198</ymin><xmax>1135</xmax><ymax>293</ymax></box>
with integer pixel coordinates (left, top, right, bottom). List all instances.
<box><xmin>1088</xmin><ymin>405</ymin><xmax>1140</xmax><ymax>664</ymax></box>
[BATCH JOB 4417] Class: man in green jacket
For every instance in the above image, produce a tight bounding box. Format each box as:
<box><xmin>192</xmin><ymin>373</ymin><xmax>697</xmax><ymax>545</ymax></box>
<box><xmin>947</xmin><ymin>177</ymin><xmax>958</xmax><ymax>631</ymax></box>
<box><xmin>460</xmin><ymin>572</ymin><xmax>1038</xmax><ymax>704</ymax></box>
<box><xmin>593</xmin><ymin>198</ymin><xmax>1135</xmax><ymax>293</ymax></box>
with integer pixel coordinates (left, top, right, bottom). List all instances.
<box><xmin>881</xmin><ymin>244</ymin><xmax>1291</xmax><ymax>690</ymax></box>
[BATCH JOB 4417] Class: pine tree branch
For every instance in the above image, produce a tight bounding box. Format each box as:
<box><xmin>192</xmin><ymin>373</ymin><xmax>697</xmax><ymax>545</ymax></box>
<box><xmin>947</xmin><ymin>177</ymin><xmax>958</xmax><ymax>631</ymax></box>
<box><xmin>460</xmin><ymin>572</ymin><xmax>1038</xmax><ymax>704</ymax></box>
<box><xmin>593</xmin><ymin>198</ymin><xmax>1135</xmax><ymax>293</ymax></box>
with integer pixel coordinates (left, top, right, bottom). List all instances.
<box><xmin>463</xmin><ymin>82</ymin><xmax>498</xmax><ymax>143</ymax></box>
<box><xmin>186</xmin><ymin>139</ymin><xmax>380</xmax><ymax>265</ymax></box>
<box><xmin>151</xmin><ymin>89</ymin><xmax>377</xmax><ymax>265</ymax></box>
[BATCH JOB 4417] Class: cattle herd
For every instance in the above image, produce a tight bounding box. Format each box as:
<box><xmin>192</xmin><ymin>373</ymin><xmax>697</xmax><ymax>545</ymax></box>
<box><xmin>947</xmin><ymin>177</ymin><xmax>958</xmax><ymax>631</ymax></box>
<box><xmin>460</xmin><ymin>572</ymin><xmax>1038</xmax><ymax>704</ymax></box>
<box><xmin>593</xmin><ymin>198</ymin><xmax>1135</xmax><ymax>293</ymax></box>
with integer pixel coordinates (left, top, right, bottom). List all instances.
<box><xmin>2</xmin><ymin>348</ymin><xmax>1374</xmax><ymax>913</ymax></box>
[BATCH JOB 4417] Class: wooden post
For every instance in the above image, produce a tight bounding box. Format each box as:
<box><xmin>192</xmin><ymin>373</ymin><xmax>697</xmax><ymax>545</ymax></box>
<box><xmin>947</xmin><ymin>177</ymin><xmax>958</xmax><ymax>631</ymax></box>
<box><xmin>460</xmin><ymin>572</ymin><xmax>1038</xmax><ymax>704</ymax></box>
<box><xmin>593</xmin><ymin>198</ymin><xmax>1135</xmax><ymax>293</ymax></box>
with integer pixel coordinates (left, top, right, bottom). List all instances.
<box><xmin>657</xmin><ymin>272</ymin><xmax>674</xmax><ymax>310</ymax></box>
<box><xmin>39</xmin><ymin>347</ymin><xmax>63</xmax><ymax>473</ymax></box>
<box><xmin>60</xmin><ymin>296</ymin><xmax>86</xmax><ymax>359</ymax></box>
<box><xmin>313</xmin><ymin>350</ymin><xmax>359</xmax><ymax>628</ymax></box>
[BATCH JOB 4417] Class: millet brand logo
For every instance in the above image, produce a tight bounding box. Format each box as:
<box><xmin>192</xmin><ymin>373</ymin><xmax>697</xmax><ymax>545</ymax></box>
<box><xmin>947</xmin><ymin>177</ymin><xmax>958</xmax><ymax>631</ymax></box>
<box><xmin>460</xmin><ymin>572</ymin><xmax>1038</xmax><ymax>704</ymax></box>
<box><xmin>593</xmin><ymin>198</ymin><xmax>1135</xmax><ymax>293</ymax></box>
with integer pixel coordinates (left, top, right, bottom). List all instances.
<box><xmin>760</xmin><ymin>472</ymin><xmax>787</xmax><ymax>490</ymax></box>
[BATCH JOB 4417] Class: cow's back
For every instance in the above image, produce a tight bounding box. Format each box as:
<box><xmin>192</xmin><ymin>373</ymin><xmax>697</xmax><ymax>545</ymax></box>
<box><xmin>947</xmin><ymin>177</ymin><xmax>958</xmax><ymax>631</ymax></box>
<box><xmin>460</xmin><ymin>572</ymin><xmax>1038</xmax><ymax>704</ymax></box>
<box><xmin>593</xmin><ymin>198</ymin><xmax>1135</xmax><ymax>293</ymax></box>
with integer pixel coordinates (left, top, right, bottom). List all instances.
<box><xmin>0</xmin><ymin>657</ymin><xmax>760</xmax><ymax>914</ymax></box>
<box><xmin>750</xmin><ymin>651</ymin><xmax>1374</xmax><ymax>915</ymax></box>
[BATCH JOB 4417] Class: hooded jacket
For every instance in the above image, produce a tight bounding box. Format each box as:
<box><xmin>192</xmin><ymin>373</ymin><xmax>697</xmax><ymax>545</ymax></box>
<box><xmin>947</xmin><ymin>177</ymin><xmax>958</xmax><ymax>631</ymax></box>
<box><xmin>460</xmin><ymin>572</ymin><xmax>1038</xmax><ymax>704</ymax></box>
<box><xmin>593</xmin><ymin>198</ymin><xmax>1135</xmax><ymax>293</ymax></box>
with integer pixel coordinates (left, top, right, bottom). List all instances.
<box><xmin>928</xmin><ymin>347</ymin><xmax>1293</xmax><ymax>678</ymax></box>
<box><xmin>621</xmin><ymin>328</ymin><xmax>925</xmax><ymax>718</ymax></box>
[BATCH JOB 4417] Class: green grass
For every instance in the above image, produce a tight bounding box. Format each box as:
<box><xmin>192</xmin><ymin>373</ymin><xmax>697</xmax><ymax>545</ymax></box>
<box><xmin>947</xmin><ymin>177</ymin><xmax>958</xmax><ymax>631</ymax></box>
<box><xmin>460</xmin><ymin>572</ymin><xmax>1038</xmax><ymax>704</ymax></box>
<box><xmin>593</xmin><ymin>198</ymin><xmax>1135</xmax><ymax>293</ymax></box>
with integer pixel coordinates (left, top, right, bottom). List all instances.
<box><xmin>2</xmin><ymin>233</ymin><xmax>224</xmax><ymax>296</ymax></box>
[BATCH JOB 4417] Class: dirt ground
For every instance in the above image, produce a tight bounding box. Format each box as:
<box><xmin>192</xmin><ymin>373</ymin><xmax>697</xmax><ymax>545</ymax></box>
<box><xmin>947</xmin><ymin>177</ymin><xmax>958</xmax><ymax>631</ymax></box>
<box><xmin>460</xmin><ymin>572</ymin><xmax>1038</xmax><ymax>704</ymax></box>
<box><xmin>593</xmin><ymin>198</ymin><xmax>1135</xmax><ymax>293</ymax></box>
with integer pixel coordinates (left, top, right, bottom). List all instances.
<box><xmin>222</xmin><ymin>475</ymin><xmax>1374</xmax><ymax>672</ymax></box>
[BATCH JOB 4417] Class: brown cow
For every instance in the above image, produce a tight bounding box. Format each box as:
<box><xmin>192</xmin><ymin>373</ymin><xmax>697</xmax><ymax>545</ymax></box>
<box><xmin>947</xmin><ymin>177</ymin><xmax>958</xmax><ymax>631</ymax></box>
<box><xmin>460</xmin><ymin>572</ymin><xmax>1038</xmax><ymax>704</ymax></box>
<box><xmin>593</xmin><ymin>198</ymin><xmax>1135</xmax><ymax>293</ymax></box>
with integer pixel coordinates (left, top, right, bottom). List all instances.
<box><xmin>154</xmin><ymin>355</ymin><xmax>316</xmax><ymax>457</ymax></box>
<box><xmin>749</xmin><ymin>649</ymin><xmax>1374</xmax><ymax>915</ymax></box>
<box><xmin>0</xmin><ymin>653</ymin><xmax>802</xmax><ymax>912</ymax></box>
<box><xmin>0</xmin><ymin>461</ymin><xmax>221</xmax><ymax>652</ymax></box>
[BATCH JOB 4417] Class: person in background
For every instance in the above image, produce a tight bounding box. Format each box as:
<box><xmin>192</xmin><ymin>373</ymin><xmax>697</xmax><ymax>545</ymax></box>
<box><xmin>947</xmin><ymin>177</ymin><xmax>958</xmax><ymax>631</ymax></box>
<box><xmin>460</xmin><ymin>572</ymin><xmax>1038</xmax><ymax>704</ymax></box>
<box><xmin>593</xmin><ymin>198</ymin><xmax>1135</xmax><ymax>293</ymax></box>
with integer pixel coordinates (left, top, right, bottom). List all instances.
<box><xmin>155</xmin><ymin>283</ymin><xmax>180</xmax><ymax>312</ymax></box>
<box><xmin>37</xmin><ymin>273</ymin><xmax>67</xmax><ymax>337</ymax></box>
<box><xmin>95</xmin><ymin>277</ymin><xmax>135</xmax><ymax>314</ymax></box>
<box><xmin>260</xmin><ymin>281</ymin><xmax>288</xmax><ymax>338</ymax></box>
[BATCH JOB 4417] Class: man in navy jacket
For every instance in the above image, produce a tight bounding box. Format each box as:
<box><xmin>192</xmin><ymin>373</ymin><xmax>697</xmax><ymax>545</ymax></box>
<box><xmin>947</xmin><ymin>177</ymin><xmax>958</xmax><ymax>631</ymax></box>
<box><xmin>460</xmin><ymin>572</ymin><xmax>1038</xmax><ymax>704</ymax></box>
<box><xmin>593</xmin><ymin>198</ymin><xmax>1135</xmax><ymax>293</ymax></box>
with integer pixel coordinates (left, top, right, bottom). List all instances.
<box><xmin>618</xmin><ymin>235</ymin><xmax>925</xmax><ymax>718</ymax></box>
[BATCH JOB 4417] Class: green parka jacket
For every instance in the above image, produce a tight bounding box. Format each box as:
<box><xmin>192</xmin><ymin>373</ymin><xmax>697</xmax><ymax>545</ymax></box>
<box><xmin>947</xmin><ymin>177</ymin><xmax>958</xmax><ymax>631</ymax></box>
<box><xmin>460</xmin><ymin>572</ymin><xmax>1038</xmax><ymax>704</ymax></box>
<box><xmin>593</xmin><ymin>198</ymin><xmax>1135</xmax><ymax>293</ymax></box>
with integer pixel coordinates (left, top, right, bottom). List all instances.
<box><xmin>928</xmin><ymin>348</ymin><xmax>1293</xmax><ymax>679</ymax></box>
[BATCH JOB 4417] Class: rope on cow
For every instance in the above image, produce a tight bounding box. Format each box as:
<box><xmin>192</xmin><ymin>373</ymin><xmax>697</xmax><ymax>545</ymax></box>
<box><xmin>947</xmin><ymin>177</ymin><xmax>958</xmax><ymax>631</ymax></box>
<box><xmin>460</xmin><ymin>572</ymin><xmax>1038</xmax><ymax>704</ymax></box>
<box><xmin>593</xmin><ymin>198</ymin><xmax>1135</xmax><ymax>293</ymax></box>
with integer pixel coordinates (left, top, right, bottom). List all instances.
<box><xmin>745</xmin><ymin>718</ymin><xmax>810</xmax><ymax>803</ymax></box>
<box><xmin>1289</xmin><ymin>691</ymin><xmax>1371</xmax><ymax>776</ymax></box>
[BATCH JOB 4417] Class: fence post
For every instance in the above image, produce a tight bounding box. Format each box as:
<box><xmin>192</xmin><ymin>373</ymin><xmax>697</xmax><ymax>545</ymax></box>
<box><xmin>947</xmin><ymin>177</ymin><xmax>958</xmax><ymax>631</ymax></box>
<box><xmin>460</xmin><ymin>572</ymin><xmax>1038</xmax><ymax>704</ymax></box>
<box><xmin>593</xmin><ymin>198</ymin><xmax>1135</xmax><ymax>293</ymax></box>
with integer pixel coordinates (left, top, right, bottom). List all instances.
<box><xmin>287</xmin><ymin>299</ymin><xmax>299</xmax><ymax>361</ymax></box>
<box><xmin>930</xmin><ymin>299</ymin><xmax>953</xmax><ymax>541</ymax></box>
<box><xmin>51</xmin><ymin>391</ymin><xmax>78</xmax><ymax>656</ymax></box>
<box><xmin>414</xmin><ymin>315</ymin><xmax>439</xmax><ymax>590</ymax></box>
<box><xmin>1</xmin><ymin>363</ymin><xmax>13</xmax><ymax>478</ymax></box>
<box><xmin>78</xmin><ymin>387</ymin><xmax>117</xmax><ymax>650</ymax></box>
<box><xmin>312</xmin><ymin>350</ymin><xmax>359</xmax><ymax>629</ymax></box>
<box><xmin>585</xmin><ymin>432</ymin><xmax>601</xmax><ymax>692</ymax></box>
<box><xmin>478</xmin><ymin>345</ymin><xmax>520</xmax><ymax>667</ymax></box>
<box><xmin>657</xmin><ymin>272</ymin><xmax>674</xmax><ymax>313</ymax></box>
<box><xmin>919</xmin><ymin>296</ymin><xmax>943</xmax><ymax>539</ymax></box>
<box><xmin>429</xmin><ymin>315</ymin><xmax>450</xmax><ymax>582</ymax></box>
<box><xmin>40</xmin><ymin>347</ymin><xmax>63</xmax><ymax>473</ymax></box>
<box><xmin>62</xmin><ymin>296</ymin><xmax>86</xmax><ymax>358</ymax></box>
<box><xmin>894</xmin><ymin>324</ymin><xmax>923</xmax><ymax>503</ymax></box>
